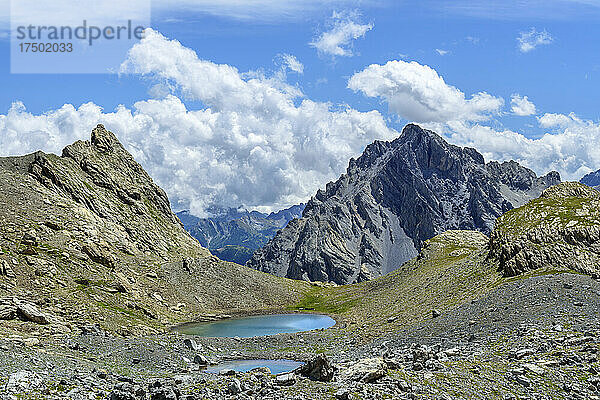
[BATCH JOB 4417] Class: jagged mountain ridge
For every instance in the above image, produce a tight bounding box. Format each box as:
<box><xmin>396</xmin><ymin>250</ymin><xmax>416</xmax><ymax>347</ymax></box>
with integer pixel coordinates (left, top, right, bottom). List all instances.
<box><xmin>177</xmin><ymin>204</ymin><xmax>305</xmax><ymax>265</ymax></box>
<box><xmin>247</xmin><ymin>124</ymin><xmax>561</xmax><ymax>284</ymax></box>
<box><xmin>0</xmin><ymin>125</ymin><xmax>303</xmax><ymax>334</ymax></box>
<box><xmin>581</xmin><ymin>168</ymin><xmax>600</xmax><ymax>190</ymax></box>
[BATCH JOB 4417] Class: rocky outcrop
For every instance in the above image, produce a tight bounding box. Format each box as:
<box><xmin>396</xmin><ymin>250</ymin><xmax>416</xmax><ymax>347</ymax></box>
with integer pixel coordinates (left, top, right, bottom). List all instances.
<box><xmin>248</xmin><ymin>124</ymin><xmax>560</xmax><ymax>284</ymax></box>
<box><xmin>488</xmin><ymin>182</ymin><xmax>600</xmax><ymax>277</ymax></box>
<box><xmin>295</xmin><ymin>354</ymin><xmax>335</xmax><ymax>382</ymax></box>
<box><xmin>0</xmin><ymin>125</ymin><xmax>303</xmax><ymax>334</ymax></box>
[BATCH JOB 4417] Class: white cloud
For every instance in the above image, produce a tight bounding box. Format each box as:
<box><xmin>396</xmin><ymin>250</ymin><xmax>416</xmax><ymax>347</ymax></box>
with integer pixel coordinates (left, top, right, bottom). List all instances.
<box><xmin>510</xmin><ymin>94</ymin><xmax>536</xmax><ymax>116</ymax></box>
<box><xmin>441</xmin><ymin>117</ymin><xmax>600</xmax><ymax>181</ymax></box>
<box><xmin>1</xmin><ymin>29</ymin><xmax>396</xmax><ymax>216</ymax></box>
<box><xmin>517</xmin><ymin>28</ymin><xmax>553</xmax><ymax>53</ymax></box>
<box><xmin>0</xmin><ymin>0</ymin><xmax>375</xmax><ymax>26</ymax></box>
<box><xmin>537</xmin><ymin>112</ymin><xmax>584</xmax><ymax>129</ymax></box>
<box><xmin>466</xmin><ymin>36</ymin><xmax>480</xmax><ymax>44</ymax></box>
<box><xmin>435</xmin><ymin>48</ymin><xmax>450</xmax><ymax>56</ymax></box>
<box><xmin>310</xmin><ymin>11</ymin><xmax>373</xmax><ymax>57</ymax></box>
<box><xmin>349</xmin><ymin>58</ymin><xmax>600</xmax><ymax>181</ymax></box>
<box><xmin>348</xmin><ymin>60</ymin><xmax>504</xmax><ymax>124</ymax></box>
<box><xmin>281</xmin><ymin>54</ymin><xmax>304</xmax><ymax>74</ymax></box>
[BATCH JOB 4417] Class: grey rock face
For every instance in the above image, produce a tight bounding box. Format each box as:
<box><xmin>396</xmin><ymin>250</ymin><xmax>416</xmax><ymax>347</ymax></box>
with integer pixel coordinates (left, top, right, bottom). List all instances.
<box><xmin>248</xmin><ymin>124</ymin><xmax>560</xmax><ymax>284</ymax></box>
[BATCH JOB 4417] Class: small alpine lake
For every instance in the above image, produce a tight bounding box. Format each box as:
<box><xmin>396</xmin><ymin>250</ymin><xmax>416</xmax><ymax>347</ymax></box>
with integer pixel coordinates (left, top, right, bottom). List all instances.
<box><xmin>203</xmin><ymin>359</ymin><xmax>303</xmax><ymax>375</ymax></box>
<box><xmin>174</xmin><ymin>313</ymin><xmax>336</xmax><ymax>338</ymax></box>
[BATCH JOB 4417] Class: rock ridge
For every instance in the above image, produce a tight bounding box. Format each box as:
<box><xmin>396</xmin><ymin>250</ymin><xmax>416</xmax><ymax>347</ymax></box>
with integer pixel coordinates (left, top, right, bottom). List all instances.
<box><xmin>248</xmin><ymin>124</ymin><xmax>560</xmax><ymax>284</ymax></box>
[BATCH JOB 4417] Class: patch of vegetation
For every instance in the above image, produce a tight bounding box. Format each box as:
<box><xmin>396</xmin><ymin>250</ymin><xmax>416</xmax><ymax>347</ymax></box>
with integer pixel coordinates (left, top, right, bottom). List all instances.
<box><xmin>290</xmin><ymin>286</ymin><xmax>358</xmax><ymax>314</ymax></box>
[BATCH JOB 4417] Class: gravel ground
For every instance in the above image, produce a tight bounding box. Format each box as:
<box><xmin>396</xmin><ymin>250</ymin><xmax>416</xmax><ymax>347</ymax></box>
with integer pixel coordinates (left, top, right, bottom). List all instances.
<box><xmin>1</xmin><ymin>272</ymin><xmax>600</xmax><ymax>399</ymax></box>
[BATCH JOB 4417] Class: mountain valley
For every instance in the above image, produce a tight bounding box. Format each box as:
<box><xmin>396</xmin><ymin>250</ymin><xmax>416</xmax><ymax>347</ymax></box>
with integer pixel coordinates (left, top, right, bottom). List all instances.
<box><xmin>0</xmin><ymin>125</ymin><xmax>599</xmax><ymax>400</ymax></box>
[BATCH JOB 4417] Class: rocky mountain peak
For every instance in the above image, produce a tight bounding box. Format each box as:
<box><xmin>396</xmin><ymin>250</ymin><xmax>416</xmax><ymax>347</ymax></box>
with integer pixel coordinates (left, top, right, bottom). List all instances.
<box><xmin>0</xmin><ymin>126</ymin><xmax>302</xmax><ymax>335</ymax></box>
<box><xmin>581</xmin><ymin>168</ymin><xmax>600</xmax><ymax>189</ymax></box>
<box><xmin>90</xmin><ymin>124</ymin><xmax>119</xmax><ymax>152</ymax></box>
<box><xmin>248</xmin><ymin>124</ymin><xmax>560</xmax><ymax>284</ymax></box>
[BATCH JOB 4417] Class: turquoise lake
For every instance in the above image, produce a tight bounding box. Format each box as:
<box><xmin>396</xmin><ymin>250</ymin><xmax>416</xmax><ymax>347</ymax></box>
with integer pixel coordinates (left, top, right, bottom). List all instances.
<box><xmin>175</xmin><ymin>313</ymin><xmax>335</xmax><ymax>338</ymax></box>
<box><xmin>203</xmin><ymin>359</ymin><xmax>303</xmax><ymax>375</ymax></box>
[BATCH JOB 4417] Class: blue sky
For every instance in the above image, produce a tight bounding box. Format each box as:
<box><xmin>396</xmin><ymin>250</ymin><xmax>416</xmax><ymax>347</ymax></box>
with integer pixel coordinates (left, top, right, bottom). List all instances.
<box><xmin>1</xmin><ymin>0</ymin><xmax>600</xmax><ymax>214</ymax></box>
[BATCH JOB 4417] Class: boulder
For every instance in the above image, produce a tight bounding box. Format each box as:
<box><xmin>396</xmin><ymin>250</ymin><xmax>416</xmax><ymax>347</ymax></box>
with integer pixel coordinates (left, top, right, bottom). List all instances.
<box><xmin>183</xmin><ymin>338</ymin><xmax>198</xmax><ymax>351</ymax></box>
<box><xmin>0</xmin><ymin>259</ymin><xmax>15</xmax><ymax>278</ymax></box>
<box><xmin>227</xmin><ymin>378</ymin><xmax>242</xmax><ymax>394</ymax></box>
<box><xmin>275</xmin><ymin>373</ymin><xmax>296</xmax><ymax>386</ymax></box>
<box><xmin>0</xmin><ymin>304</ymin><xmax>17</xmax><ymax>320</ymax></box>
<box><xmin>338</xmin><ymin>358</ymin><xmax>387</xmax><ymax>383</ymax></box>
<box><xmin>82</xmin><ymin>243</ymin><xmax>115</xmax><ymax>268</ymax></box>
<box><xmin>296</xmin><ymin>354</ymin><xmax>335</xmax><ymax>382</ymax></box>
<box><xmin>193</xmin><ymin>354</ymin><xmax>208</xmax><ymax>365</ymax></box>
<box><xmin>16</xmin><ymin>301</ymin><xmax>50</xmax><ymax>325</ymax></box>
<box><xmin>5</xmin><ymin>370</ymin><xmax>43</xmax><ymax>394</ymax></box>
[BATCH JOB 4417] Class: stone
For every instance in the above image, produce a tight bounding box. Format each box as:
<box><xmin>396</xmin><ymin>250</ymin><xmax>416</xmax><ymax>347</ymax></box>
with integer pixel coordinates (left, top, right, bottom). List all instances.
<box><xmin>0</xmin><ymin>259</ymin><xmax>15</xmax><ymax>278</ymax></box>
<box><xmin>338</xmin><ymin>358</ymin><xmax>387</xmax><ymax>383</ymax></box>
<box><xmin>515</xmin><ymin>348</ymin><xmax>535</xmax><ymax>360</ymax></box>
<box><xmin>193</xmin><ymin>355</ymin><xmax>208</xmax><ymax>365</ymax></box>
<box><xmin>296</xmin><ymin>354</ymin><xmax>335</xmax><ymax>382</ymax></box>
<box><xmin>523</xmin><ymin>363</ymin><xmax>545</xmax><ymax>375</ymax></box>
<box><xmin>23</xmin><ymin>337</ymin><xmax>40</xmax><ymax>346</ymax></box>
<box><xmin>228</xmin><ymin>378</ymin><xmax>242</xmax><ymax>394</ymax></box>
<box><xmin>275</xmin><ymin>373</ymin><xmax>296</xmax><ymax>386</ymax></box>
<box><xmin>5</xmin><ymin>370</ymin><xmax>43</xmax><ymax>394</ymax></box>
<box><xmin>219</xmin><ymin>369</ymin><xmax>236</xmax><ymax>376</ymax></box>
<box><xmin>183</xmin><ymin>338</ymin><xmax>198</xmax><ymax>351</ymax></box>
<box><xmin>0</xmin><ymin>304</ymin><xmax>17</xmax><ymax>320</ymax></box>
<box><xmin>22</xmin><ymin>231</ymin><xmax>39</xmax><ymax>246</ymax></box>
<box><xmin>82</xmin><ymin>243</ymin><xmax>115</xmax><ymax>268</ymax></box>
<box><xmin>16</xmin><ymin>301</ymin><xmax>50</xmax><ymax>324</ymax></box>
<box><xmin>335</xmin><ymin>388</ymin><xmax>350</xmax><ymax>400</ymax></box>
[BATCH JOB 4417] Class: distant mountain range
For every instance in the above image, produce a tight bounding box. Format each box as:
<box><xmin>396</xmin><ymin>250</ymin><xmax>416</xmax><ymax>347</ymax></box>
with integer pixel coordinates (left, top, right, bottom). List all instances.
<box><xmin>581</xmin><ymin>169</ymin><xmax>600</xmax><ymax>190</ymax></box>
<box><xmin>247</xmin><ymin>124</ymin><xmax>561</xmax><ymax>284</ymax></box>
<box><xmin>177</xmin><ymin>204</ymin><xmax>305</xmax><ymax>265</ymax></box>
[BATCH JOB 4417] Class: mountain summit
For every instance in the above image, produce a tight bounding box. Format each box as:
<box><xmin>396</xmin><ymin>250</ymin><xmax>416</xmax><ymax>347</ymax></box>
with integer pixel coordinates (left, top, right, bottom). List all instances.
<box><xmin>0</xmin><ymin>125</ymin><xmax>302</xmax><ymax>334</ymax></box>
<box><xmin>247</xmin><ymin>124</ymin><xmax>560</xmax><ymax>284</ymax></box>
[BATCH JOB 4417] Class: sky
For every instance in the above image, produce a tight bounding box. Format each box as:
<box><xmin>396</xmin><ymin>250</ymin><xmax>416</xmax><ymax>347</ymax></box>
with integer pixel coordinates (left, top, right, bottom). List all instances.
<box><xmin>1</xmin><ymin>0</ymin><xmax>600</xmax><ymax>216</ymax></box>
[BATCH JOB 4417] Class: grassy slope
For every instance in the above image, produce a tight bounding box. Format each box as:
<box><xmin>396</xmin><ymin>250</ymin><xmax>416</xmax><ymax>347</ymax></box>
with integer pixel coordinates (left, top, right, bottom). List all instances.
<box><xmin>288</xmin><ymin>229</ymin><xmax>578</xmax><ymax>340</ymax></box>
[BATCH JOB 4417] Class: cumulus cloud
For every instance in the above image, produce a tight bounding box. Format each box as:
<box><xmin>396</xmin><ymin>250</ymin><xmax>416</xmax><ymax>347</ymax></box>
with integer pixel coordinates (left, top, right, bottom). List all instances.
<box><xmin>281</xmin><ymin>54</ymin><xmax>304</xmax><ymax>74</ymax></box>
<box><xmin>348</xmin><ymin>58</ymin><xmax>600</xmax><ymax>181</ymax></box>
<box><xmin>517</xmin><ymin>28</ymin><xmax>553</xmax><ymax>53</ymax></box>
<box><xmin>310</xmin><ymin>11</ymin><xmax>373</xmax><ymax>57</ymax></box>
<box><xmin>348</xmin><ymin>60</ymin><xmax>504</xmax><ymax>124</ymax></box>
<box><xmin>442</xmin><ymin>117</ymin><xmax>600</xmax><ymax>181</ymax></box>
<box><xmin>1</xmin><ymin>29</ymin><xmax>396</xmax><ymax>216</ymax></box>
<box><xmin>510</xmin><ymin>94</ymin><xmax>536</xmax><ymax>116</ymax></box>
